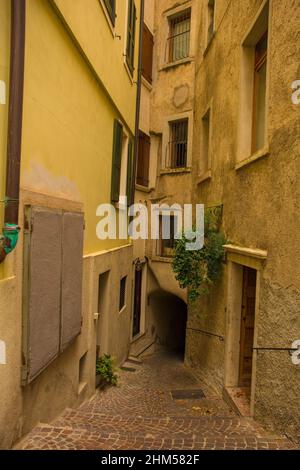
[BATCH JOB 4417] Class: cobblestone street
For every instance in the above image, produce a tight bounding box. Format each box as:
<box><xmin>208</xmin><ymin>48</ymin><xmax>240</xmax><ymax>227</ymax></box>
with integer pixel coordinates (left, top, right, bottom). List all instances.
<box><xmin>16</xmin><ymin>350</ymin><xmax>295</xmax><ymax>451</ymax></box>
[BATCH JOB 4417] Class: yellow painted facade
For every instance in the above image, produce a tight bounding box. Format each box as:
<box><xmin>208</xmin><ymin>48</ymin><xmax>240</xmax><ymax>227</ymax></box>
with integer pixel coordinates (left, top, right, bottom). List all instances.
<box><xmin>0</xmin><ymin>0</ymin><xmax>141</xmax><ymax>448</ymax></box>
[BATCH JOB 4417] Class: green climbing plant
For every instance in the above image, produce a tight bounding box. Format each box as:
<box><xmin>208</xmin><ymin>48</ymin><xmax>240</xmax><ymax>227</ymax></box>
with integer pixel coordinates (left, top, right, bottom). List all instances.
<box><xmin>96</xmin><ymin>354</ymin><xmax>118</xmax><ymax>386</ymax></box>
<box><xmin>172</xmin><ymin>209</ymin><xmax>227</xmax><ymax>302</ymax></box>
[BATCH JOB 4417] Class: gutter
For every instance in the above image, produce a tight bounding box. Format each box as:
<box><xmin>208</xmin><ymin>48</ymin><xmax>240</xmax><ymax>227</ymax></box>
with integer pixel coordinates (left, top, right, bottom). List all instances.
<box><xmin>0</xmin><ymin>0</ymin><xmax>25</xmax><ymax>263</ymax></box>
<box><xmin>131</xmin><ymin>0</ymin><xmax>144</xmax><ymax>207</ymax></box>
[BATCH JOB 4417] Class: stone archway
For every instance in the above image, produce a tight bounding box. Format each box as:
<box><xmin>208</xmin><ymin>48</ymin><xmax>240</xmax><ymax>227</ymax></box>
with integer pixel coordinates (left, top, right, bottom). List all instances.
<box><xmin>149</xmin><ymin>289</ymin><xmax>187</xmax><ymax>358</ymax></box>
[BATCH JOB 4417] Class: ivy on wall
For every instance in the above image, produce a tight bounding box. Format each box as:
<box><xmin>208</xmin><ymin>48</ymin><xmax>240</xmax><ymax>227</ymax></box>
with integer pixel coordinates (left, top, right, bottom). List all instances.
<box><xmin>172</xmin><ymin>207</ymin><xmax>226</xmax><ymax>302</ymax></box>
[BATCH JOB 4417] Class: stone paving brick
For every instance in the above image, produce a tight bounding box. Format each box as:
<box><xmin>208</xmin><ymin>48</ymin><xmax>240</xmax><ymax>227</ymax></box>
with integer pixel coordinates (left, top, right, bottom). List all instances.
<box><xmin>15</xmin><ymin>351</ymin><xmax>296</xmax><ymax>450</ymax></box>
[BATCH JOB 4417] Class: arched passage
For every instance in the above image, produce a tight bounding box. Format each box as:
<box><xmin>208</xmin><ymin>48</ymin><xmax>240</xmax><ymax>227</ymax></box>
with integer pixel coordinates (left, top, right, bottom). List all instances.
<box><xmin>149</xmin><ymin>290</ymin><xmax>187</xmax><ymax>358</ymax></box>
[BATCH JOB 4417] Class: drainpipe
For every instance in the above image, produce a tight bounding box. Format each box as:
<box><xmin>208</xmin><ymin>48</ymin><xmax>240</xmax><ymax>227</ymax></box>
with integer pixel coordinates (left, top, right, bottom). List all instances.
<box><xmin>131</xmin><ymin>0</ymin><xmax>144</xmax><ymax>207</ymax></box>
<box><xmin>0</xmin><ymin>0</ymin><xmax>25</xmax><ymax>263</ymax></box>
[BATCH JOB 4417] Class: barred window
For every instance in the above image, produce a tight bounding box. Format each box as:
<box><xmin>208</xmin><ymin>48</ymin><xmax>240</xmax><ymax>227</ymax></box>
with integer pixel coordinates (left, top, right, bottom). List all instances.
<box><xmin>168</xmin><ymin>11</ymin><xmax>191</xmax><ymax>63</ymax></box>
<box><xmin>168</xmin><ymin>119</ymin><xmax>188</xmax><ymax>168</ymax></box>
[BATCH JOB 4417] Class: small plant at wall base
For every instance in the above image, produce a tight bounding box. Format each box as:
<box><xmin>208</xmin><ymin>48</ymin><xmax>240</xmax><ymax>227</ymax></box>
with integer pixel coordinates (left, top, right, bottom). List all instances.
<box><xmin>96</xmin><ymin>354</ymin><xmax>118</xmax><ymax>386</ymax></box>
<box><xmin>172</xmin><ymin>211</ymin><xmax>226</xmax><ymax>302</ymax></box>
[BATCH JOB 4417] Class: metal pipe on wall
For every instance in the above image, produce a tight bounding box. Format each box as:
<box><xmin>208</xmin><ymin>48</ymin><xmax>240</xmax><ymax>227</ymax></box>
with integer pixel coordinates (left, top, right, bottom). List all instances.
<box><xmin>0</xmin><ymin>0</ymin><xmax>25</xmax><ymax>263</ymax></box>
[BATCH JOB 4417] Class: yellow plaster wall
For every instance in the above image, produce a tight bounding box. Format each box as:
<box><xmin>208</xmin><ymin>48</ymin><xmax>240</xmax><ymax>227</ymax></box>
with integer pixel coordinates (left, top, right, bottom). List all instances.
<box><xmin>20</xmin><ymin>0</ymin><xmax>138</xmax><ymax>255</ymax></box>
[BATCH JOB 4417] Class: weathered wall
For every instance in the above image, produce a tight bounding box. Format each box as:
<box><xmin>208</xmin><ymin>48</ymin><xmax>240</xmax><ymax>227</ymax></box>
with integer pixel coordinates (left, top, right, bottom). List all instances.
<box><xmin>132</xmin><ymin>1</ymin><xmax>199</xmax><ymax>355</ymax></box>
<box><xmin>188</xmin><ymin>0</ymin><xmax>300</xmax><ymax>440</ymax></box>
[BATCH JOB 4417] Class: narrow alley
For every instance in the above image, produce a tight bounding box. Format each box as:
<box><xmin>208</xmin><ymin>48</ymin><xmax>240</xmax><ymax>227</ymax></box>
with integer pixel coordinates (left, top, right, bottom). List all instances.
<box><xmin>16</xmin><ymin>350</ymin><xmax>294</xmax><ymax>451</ymax></box>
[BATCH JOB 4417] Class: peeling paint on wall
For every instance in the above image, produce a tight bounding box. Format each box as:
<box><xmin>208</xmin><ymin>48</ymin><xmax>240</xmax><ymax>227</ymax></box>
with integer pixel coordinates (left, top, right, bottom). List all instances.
<box><xmin>0</xmin><ymin>80</ymin><xmax>5</xmax><ymax>105</ymax></box>
<box><xmin>22</xmin><ymin>161</ymin><xmax>82</xmax><ymax>202</ymax></box>
<box><xmin>0</xmin><ymin>340</ymin><xmax>6</xmax><ymax>365</ymax></box>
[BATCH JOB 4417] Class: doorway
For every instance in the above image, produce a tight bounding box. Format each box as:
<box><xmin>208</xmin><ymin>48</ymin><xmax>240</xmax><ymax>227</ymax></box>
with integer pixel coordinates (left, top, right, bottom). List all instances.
<box><xmin>132</xmin><ymin>265</ymin><xmax>143</xmax><ymax>338</ymax></box>
<box><xmin>238</xmin><ymin>267</ymin><xmax>256</xmax><ymax>388</ymax></box>
<box><xmin>224</xmin><ymin>260</ymin><xmax>260</xmax><ymax>417</ymax></box>
<box><xmin>96</xmin><ymin>271</ymin><xmax>110</xmax><ymax>358</ymax></box>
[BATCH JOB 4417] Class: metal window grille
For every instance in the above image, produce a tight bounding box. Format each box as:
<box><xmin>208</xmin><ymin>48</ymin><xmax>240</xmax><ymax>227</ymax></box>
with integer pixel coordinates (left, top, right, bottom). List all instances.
<box><xmin>167</xmin><ymin>12</ymin><xmax>191</xmax><ymax>63</ymax></box>
<box><xmin>168</xmin><ymin>119</ymin><xmax>188</xmax><ymax>168</ymax></box>
<box><xmin>119</xmin><ymin>276</ymin><xmax>127</xmax><ymax>311</ymax></box>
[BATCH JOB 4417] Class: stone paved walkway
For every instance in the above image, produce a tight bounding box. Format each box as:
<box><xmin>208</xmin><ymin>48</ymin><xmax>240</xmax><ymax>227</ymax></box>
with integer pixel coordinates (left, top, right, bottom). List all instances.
<box><xmin>16</xmin><ymin>350</ymin><xmax>295</xmax><ymax>450</ymax></box>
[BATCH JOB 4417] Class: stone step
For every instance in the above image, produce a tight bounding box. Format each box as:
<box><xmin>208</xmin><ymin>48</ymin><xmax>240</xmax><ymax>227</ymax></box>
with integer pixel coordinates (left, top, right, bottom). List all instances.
<box><xmin>16</xmin><ymin>422</ymin><xmax>294</xmax><ymax>451</ymax></box>
<box><xmin>51</xmin><ymin>409</ymin><xmax>272</xmax><ymax>441</ymax></box>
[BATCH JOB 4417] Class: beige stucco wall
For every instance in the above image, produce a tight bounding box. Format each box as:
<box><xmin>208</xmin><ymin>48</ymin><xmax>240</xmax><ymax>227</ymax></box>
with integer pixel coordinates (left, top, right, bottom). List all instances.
<box><xmin>187</xmin><ymin>0</ymin><xmax>300</xmax><ymax>440</ymax></box>
<box><xmin>132</xmin><ymin>0</ymin><xmax>198</xmax><ymax>355</ymax></box>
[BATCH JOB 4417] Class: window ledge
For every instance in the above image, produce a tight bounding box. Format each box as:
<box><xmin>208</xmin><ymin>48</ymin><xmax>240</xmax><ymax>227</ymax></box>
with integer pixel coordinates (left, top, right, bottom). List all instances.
<box><xmin>197</xmin><ymin>170</ymin><xmax>212</xmax><ymax>185</ymax></box>
<box><xmin>151</xmin><ymin>256</ymin><xmax>173</xmax><ymax>264</ymax></box>
<box><xmin>235</xmin><ymin>147</ymin><xmax>270</xmax><ymax>171</ymax></box>
<box><xmin>135</xmin><ymin>184</ymin><xmax>152</xmax><ymax>193</ymax></box>
<box><xmin>160</xmin><ymin>57</ymin><xmax>193</xmax><ymax>72</ymax></box>
<box><xmin>142</xmin><ymin>76</ymin><xmax>153</xmax><ymax>91</ymax></box>
<box><xmin>160</xmin><ymin>167</ymin><xmax>191</xmax><ymax>176</ymax></box>
<box><xmin>203</xmin><ymin>31</ymin><xmax>216</xmax><ymax>57</ymax></box>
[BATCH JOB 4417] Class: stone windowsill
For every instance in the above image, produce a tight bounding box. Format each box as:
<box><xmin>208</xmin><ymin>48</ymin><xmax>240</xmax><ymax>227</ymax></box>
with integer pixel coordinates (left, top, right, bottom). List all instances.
<box><xmin>197</xmin><ymin>169</ymin><xmax>212</xmax><ymax>185</ymax></box>
<box><xmin>135</xmin><ymin>184</ymin><xmax>153</xmax><ymax>193</ymax></box>
<box><xmin>151</xmin><ymin>256</ymin><xmax>173</xmax><ymax>264</ymax></box>
<box><xmin>160</xmin><ymin>57</ymin><xmax>193</xmax><ymax>72</ymax></box>
<box><xmin>235</xmin><ymin>147</ymin><xmax>270</xmax><ymax>171</ymax></box>
<box><xmin>142</xmin><ymin>76</ymin><xmax>153</xmax><ymax>91</ymax></box>
<box><xmin>160</xmin><ymin>167</ymin><xmax>191</xmax><ymax>176</ymax></box>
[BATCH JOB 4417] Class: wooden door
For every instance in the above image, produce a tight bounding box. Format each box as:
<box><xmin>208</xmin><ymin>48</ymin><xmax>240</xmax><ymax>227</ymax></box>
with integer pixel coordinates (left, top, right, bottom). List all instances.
<box><xmin>132</xmin><ymin>267</ymin><xmax>143</xmax><ymax>338</ymax></box>
<box><xmin>239</xmin><ymin>267</ymin><xmax>257</xmax><ymax>387</ymax></box>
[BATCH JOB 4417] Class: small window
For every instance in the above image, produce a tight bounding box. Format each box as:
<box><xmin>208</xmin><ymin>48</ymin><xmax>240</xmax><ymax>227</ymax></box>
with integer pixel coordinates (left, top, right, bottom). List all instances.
<box><xmin>252</xmin><ymin>31</ymin><xmax>268</xmax><ymax>153</ymax></box>
<box><xmin>207</xmin><ymin>0</ymin><xmax>215</xmax><ymax>45</ymax></box>
<box><xmin>136</xmin><ymin>131</ymin><xmax>150</xmax><ymax>187</ymax></box>
<box><xmin>119</xmin><ymin>276</ymin><xmax>127</xmax><ymax>311</ymax></box>
<box><xmin>168</xmin><ymin>119</ymin><xmax>188</xmax><ymax>168</ymax></box>
<box><xmin>142</xmin><ymin>23</ymin><xmax>154</xmax><ymax>84</ymax></box>
<box><xmin>168</xmin><ymin>11</ymin><xmax>191</xmax><ymax>63</ymax></box>
<box><xmin>126</xmin><ymin>0</ymin><xmax>137</xmax><ymax>75</ymax></box>
<box><xmin>103</xmin><ymin>0</ymin><xmax>116</xmax><ymax>26</ymax></box>
<box><xmin>158</xmin><ymin>215</ymin><xmax>177</xmax><ymax>258</ymax></box>
<box><xmin>201</xmin><ymin>108</ymin><xmax>211</xmax><ymax>175</ymax></box>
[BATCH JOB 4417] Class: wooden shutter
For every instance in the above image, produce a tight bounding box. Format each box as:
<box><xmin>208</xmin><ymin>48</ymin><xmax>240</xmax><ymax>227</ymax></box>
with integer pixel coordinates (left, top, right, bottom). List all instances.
<box><xmin>126</xmin><ymin>138</ymin><xmax>134</xmax><ymax>206</ymax></box>
<box><xmin>142</xmin><ymin>23</ymin><xmax>154</xmax><ymax>84</ymax></box>
<box><xmin>111</xmin><ymin>119</ymin><xmax>123</xmax><ymax>202</ymax></box>
<box><xmin>24</xmin><ymin>207</ymin><xmax>62</xmax><ymax>383</ymax></box>
<box><xmin>126</xmin><ymin>0</ymin><xmax>136</xmax><ymax>74</ymax></box>
<box><xmin>136</xmin><ymin>131</ymin><xmax>150</xmax><ymax>187</ymax></box>
<box><xmin>103</xmin><ymin>0</ymin><xmax>116</xmax><ymax>25</ymax></box>
<box><xmin>22</xmin><ymin>206</ymin><xmax>84</xmax><ymax>384</ymax></box>
<box><xmin>61</xmin><ymin>212</ymin><xmax>84</xmax><ymax>351</ymax></box>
